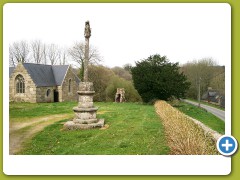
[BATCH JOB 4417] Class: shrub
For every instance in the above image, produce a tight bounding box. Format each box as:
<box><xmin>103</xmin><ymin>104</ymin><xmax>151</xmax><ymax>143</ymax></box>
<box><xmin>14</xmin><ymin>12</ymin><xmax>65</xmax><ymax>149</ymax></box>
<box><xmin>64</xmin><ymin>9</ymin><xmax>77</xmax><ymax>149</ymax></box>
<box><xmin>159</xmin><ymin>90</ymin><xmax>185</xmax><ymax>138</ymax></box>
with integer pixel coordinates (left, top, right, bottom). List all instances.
<box><xmin>105</xmin><ymin>76</ymin><xmax>142</xmax><ymax>102</ymax></box>
<box><xmin>88</xmin><ymin>65</ymin><xmax>142</xmax><ymax>102</ymax></box>
<box><xmin>155</xmin><ymin>100</ymin><xmax>218</xmax><ymax>155</ymax></box>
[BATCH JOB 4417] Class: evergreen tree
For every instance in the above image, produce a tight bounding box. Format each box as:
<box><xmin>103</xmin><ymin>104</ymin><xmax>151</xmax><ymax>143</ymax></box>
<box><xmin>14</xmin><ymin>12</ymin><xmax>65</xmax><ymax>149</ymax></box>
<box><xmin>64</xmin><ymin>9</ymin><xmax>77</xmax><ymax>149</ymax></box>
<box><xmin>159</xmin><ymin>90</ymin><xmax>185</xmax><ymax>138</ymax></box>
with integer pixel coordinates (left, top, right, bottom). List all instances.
<box><xmin>131</xmin><ymin>54</ymin><xmax>190</xmax><ymax>103</ymax></box>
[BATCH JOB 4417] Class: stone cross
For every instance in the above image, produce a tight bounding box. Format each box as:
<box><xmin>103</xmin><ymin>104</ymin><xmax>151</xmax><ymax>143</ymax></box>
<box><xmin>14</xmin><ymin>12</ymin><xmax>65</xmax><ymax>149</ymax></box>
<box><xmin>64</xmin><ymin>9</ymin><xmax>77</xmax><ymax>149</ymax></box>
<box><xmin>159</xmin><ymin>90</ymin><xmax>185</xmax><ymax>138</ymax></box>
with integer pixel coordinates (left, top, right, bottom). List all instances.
<box><xmin>63</xmin><ymin>21</ymin><xmax>104</xmax><ymax>130</ymax></box>
<box><xmin>84</xmin><ymin>21</ymin><xmax>91</xmax><ymax>82</ymax></box>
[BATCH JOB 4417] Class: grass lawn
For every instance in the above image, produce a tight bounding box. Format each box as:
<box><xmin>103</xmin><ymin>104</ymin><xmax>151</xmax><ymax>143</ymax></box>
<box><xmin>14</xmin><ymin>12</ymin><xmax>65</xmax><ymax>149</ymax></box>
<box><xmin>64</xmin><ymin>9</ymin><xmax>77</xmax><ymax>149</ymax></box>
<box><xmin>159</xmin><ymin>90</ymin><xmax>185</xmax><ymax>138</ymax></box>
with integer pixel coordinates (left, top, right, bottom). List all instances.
<box><xmin>10</xmin><ymin>102</ymin><xmax>170</xmax><ymax>155</ymax></box>
<box><xmin>174</xmin><ymin>102</ymin><xmax>225</xmax><ymax>134</ymax></box>
<box><xmin>10</xmin><ymin>102</ymin><xmax>74</xmax><ymax>120</ymax></box>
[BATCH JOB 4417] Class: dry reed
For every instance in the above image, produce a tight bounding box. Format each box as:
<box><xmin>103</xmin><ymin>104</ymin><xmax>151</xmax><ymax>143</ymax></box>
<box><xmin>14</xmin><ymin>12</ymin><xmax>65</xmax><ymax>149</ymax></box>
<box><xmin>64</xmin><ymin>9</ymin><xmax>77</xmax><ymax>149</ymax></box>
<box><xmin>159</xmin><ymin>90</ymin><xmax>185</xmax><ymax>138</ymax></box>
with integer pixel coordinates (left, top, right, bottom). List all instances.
<box><xmin>155</xmin><ymin>100</ymin><xmax>218</xmax><ymax>155</ymax></box>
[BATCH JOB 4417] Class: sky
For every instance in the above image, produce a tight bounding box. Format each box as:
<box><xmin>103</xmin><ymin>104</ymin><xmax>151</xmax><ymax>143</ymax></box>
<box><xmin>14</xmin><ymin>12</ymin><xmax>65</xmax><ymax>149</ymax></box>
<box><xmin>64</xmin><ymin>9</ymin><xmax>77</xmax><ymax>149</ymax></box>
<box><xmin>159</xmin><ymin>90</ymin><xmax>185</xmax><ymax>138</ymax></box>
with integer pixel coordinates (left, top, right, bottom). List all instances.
<box><xmin>4</xmin><ymin>3</ymin><xmax>231</xmax><ymax>67</ymax></box>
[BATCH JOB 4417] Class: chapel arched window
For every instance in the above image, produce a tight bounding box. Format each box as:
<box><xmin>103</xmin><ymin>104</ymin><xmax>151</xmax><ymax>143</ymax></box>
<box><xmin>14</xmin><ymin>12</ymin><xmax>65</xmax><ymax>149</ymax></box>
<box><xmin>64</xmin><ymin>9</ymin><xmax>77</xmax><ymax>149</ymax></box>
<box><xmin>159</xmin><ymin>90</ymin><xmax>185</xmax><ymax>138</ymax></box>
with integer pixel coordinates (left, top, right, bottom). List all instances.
<box><xmin>68</xmin><ymin>79</ymin><xmax>72</xmax><ymax>93</ymax></box>
<box><xmin>15</xmin><ymin>75</ymin><xmax>25</xmax><ymax>93</ymax></box>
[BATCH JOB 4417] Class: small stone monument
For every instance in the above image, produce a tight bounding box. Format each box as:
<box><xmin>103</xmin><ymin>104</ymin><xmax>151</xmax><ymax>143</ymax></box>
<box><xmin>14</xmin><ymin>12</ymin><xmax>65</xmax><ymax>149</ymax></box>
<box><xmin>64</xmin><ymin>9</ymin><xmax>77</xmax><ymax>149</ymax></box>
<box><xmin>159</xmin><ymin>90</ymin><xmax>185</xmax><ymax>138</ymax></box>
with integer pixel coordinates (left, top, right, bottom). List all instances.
<box><xmin>64</xmin><ymin>21</ymin><xmax>104</xmax><ymax>130</ymax></box>
<box><xmin>115</xmin><ymin>88</ymin><xmax>125</xmax><ymax>103</ymax></box>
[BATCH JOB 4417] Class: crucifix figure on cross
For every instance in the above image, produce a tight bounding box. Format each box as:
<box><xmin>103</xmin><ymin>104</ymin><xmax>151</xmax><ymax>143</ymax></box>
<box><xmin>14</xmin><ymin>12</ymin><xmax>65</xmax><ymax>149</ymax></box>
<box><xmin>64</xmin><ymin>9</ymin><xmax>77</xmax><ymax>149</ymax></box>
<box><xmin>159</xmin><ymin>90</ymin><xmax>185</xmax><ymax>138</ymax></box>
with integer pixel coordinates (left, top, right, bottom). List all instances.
<box><xmin>83</xmin><ymin>21</ymin><xmax>91</xmax><ymax>82</ymax></box>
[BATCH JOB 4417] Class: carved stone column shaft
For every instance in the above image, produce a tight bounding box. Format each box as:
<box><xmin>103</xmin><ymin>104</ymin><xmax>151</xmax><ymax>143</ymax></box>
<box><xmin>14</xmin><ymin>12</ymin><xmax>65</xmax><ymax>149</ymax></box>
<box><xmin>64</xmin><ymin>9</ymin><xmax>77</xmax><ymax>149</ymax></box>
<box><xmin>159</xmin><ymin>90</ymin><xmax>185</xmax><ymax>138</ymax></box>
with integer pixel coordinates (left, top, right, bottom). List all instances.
<box><xmin>84</xmin><ymin>37</ymin><xmax>89</xmax><ymax>82</ymax></box>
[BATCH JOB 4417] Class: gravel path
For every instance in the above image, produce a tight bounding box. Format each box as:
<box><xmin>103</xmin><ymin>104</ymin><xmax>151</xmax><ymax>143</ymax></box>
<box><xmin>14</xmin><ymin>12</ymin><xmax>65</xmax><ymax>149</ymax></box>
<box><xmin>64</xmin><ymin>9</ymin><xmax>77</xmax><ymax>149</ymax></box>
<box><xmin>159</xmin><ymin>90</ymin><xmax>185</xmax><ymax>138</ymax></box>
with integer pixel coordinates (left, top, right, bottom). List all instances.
<box><xmin>9</xmin><ymin>114</ymin><xmax>72</xmax><ymax>155</ymax></box>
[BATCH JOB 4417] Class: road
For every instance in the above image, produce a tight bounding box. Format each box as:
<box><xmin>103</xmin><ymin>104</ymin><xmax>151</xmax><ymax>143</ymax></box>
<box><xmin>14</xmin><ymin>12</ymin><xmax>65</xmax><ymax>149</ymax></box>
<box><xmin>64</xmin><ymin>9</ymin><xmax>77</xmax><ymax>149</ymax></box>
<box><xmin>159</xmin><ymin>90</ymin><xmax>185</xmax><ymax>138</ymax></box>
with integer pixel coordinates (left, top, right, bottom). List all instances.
<box><xmin>182</xmin><ymin>99</ymin><xmax>225</xmax><ymax>121</ymax></box>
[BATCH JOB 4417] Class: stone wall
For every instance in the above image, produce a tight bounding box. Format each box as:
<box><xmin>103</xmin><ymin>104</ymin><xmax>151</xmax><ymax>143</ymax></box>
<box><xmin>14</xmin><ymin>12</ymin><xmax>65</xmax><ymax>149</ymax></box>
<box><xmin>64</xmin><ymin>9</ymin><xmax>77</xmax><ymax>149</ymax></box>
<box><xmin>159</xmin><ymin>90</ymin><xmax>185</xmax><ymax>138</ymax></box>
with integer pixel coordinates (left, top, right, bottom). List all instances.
<box><xmin>9</xmin><ymin>63</ymin><xmax>37</xmax><ymax>103</ymax></box>
<box><xmin>57</xmin><ymin>86</ymin><xmax>62</xmax><ymax>102</ymax></box>
<box><xmin>61</xmin><ymin>66</ymin><xmax>79</xmax><ymax>102</ymax></box>
<box><xmin>36</xmin><ymin>86</ymin><xmax>55</xmax><ymax>103</ymax></box>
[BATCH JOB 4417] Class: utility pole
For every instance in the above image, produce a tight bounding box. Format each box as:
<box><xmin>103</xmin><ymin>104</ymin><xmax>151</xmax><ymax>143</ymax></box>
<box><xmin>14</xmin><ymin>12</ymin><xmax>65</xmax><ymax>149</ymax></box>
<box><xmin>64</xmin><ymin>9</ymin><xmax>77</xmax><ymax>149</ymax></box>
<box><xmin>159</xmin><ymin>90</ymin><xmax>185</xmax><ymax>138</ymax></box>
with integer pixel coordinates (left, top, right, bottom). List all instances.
<box><xmin>198</xmin><ymin>77</ymin><xmax>201</xmax><ymax>107</ymax></box>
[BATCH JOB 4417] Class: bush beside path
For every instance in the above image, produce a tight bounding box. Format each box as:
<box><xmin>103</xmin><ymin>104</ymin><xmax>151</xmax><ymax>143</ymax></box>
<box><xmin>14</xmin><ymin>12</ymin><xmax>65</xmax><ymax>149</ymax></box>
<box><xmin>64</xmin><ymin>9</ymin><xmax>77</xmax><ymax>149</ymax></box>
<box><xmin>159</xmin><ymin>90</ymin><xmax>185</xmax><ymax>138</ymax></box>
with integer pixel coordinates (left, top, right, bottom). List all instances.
<box><xmin>154</xmin><ymin>100</ymin><xmax>219</xmax><ymax>155</ymax></box>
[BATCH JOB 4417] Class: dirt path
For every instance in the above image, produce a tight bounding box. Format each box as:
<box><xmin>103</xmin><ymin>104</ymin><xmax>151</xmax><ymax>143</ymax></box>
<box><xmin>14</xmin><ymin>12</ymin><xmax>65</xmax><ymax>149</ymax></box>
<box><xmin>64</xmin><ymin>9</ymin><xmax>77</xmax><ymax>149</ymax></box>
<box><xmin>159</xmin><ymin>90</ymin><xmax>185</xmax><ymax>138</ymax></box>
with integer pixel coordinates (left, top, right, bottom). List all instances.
<box><xmin>9</xmin><ymin>114</ymin><xmax>73</xmax><ymax>155</ymax></box>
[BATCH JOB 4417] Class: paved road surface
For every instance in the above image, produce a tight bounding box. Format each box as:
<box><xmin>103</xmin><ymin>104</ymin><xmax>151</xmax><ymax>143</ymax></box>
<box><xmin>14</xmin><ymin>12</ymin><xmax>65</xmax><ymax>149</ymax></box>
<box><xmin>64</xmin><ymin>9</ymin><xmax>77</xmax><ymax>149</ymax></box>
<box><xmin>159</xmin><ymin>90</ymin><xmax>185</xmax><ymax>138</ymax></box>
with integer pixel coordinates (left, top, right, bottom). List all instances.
<box><xmin>183</xmin><ymin>99</ymin><xmax>225</xmax><ymax>121</ymax></box>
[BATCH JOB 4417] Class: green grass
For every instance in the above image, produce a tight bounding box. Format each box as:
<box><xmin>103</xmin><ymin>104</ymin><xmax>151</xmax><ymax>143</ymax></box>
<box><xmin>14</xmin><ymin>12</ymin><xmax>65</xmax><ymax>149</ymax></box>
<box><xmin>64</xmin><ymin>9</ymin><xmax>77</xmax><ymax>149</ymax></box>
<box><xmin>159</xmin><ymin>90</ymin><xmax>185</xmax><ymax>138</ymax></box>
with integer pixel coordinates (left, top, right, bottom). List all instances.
<box><xmin>16</xmin><ymin>102</ymin><xmax>169</xmax><ymax>155</ymax></box>
<box><xmin>174</xmin><ymin>102</ymin><xmax>225</xmax><ymax>134</ymax></box>
<box><xmin>10</xmin><ymin>102</ymin><xmax>75</xmax><ymax>120</ymax></box>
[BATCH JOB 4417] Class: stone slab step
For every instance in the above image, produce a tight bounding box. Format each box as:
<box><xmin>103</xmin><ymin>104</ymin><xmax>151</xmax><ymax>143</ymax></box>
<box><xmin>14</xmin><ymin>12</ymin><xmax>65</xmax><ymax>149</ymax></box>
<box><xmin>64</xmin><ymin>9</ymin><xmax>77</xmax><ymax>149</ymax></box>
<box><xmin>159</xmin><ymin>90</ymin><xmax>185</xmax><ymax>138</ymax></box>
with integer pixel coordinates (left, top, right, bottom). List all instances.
<box><xmin>77</xmin><ymin>91</ymin><xmax>95</xmax><ymax>95</ymax></box>
<box><xmin>63</xmin><ymin>119</ymin><xmax>105</xmax><ymax>130</ymax></box>
<box><xmin>73</xmin><ymin>118</ymin><xmax>98</xmax><ymax>124</ymax></box>
<box><xmin>73</xmin><ymin>106</ymin><xmax>98</xmax><ymax>112</ymax></box>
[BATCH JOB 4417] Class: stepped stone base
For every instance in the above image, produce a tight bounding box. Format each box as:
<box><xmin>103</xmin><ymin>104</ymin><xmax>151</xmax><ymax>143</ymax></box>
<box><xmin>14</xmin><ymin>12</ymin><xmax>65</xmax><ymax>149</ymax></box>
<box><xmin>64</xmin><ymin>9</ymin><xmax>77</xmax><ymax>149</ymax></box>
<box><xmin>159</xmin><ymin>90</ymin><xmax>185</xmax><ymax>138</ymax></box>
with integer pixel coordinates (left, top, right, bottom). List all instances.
<box><xmin>63</xmin><ymin>81</ymin><xmax>104</xmax><ymax>130</ymax></box>
<box><xmin>63</xmin><ymin>119</ymin><xmax>105</xmax><ymax>130</ymax></box>
<box><xmin>73</xmin><ymin>118</ymin><xmax>98</xmax><ymax>124</ymax></box>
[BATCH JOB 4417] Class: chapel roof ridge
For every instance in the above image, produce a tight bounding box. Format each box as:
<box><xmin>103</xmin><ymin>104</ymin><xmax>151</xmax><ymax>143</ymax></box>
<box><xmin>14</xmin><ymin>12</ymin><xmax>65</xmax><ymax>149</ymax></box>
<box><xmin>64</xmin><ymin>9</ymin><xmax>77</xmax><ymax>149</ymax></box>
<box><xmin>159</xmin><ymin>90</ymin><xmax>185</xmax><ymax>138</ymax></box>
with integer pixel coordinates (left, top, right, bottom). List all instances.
<box><xmin>21</xmin><ymin>62</ymin><xmax>69</xmax><ymax>67</ymax></box>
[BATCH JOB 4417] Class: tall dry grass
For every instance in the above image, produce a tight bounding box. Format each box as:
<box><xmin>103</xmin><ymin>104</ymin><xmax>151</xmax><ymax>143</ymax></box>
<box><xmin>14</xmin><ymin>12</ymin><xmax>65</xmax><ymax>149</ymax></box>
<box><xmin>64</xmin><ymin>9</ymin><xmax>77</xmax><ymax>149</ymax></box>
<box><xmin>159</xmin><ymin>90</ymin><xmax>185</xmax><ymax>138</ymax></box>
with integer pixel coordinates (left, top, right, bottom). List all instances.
<box><xmin>155</xmin><ymin>100</ymin><xmax>218</xmax><ymax>155</ymax></box>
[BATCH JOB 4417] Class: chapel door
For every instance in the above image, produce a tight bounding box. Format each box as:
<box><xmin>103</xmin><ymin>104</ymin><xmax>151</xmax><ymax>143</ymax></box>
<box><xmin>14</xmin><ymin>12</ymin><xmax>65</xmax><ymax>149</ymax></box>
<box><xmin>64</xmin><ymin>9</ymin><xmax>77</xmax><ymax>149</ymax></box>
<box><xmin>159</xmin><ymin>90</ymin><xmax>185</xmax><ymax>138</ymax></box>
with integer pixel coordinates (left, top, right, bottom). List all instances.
<box><xmin>54</xmin><ymin>90</ymin><xmax>59</xmax><ymax>102</ymax></box>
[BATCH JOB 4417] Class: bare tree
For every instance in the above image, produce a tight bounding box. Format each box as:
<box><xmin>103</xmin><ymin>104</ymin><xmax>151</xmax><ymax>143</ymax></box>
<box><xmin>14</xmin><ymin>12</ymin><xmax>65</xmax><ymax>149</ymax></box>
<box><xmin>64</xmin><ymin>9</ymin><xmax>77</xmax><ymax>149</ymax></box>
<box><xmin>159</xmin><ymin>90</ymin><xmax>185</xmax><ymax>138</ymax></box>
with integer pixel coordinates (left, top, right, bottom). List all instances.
<box><xmin>181</xmin><ymin>58</ymin><xmax>222</xmax><ymax>99</ymax></box>
<box><xmin>63</xmin><ymin>52</ymin><xmax>67</xmax><ymax>65</ymax></box>
<box><xmin>43</xmin><ymin>44</ymin><xmax>48</xmax><ymax>65</ymax></box>
<box><xmin>10</xmin><ymin>41</ymin><xmax>30</xmax><ymax>63</ymax></box>
<box><xmin>112</xmin><ymin>66</ymin><xmax>132</xmax><ymax>81</ymax></box>
<box><xmin>123</xmin><ymin>63</ymin><xmax>132</xmax><ymax>72</ymax></box>
<box><xmin>31</xmin><ymin>40</ymin><xmax>45</xmax><ymax>64</ymax></box>
<box><xmin>9</xmin><ymin>46</ymin><xmax>16</xmax><ymax>67</ymax></box>
<box><xmin>47</xmin><ymin>44</ymin><xmax>60</xmax><ymax>65</ymax></box>
<box><xmin>69</xmin><ymin>42</ymin><xmax>85</xmax><ymax>66</ymax></box>
<box><xmin>68</xmin><ymin>41</ymin><xmax>102</xmax><ymax>80</ymax></box>
<box><xmin>59</xmin><ymin>48</ymin><xmax>68</xmax><ymax>65</ymax></box>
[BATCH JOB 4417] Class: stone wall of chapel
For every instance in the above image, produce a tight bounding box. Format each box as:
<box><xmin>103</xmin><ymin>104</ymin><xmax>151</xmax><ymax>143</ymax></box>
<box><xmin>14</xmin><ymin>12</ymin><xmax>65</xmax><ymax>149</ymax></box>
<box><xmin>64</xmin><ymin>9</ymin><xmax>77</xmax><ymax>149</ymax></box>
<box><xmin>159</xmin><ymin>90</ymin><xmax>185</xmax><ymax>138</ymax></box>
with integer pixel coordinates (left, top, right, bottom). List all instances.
<box><xmin>61</xmin><ymin>67</ymin><xmax>79</xmax><ymax>102</ymax></box>
<box><xmin>9</xmin><ymin>63</ymin><xmax>37</xmax><ymax>103</ymax></box>
<box><xmin>57</xmin><ymin>86</ymin><xmax>63</xmax><ymax>102</ymax></box>
<box><xmin>36</xmin><ymin>86</ymin><xmax>55</xmax><ymax>103</ymax></box>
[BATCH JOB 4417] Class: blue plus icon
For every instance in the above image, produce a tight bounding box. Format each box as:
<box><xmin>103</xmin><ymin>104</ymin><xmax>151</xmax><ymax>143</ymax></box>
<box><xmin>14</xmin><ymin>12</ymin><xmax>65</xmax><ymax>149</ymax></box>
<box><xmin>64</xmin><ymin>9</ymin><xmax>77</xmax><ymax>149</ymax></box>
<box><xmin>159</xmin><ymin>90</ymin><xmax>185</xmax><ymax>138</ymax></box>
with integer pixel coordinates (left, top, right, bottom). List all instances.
<box><xmin>217</xmin><ymin>135</ymin><xmax>238</xmax><ymax>156</ymax></box>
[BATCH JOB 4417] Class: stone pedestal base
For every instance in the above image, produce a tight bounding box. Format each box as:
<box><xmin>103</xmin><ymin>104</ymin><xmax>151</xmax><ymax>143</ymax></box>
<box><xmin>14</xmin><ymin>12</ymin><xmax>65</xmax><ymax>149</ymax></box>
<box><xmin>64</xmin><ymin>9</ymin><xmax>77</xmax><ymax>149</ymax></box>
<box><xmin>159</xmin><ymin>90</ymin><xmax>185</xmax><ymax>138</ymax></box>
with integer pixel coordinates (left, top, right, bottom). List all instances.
<box><xmin>64</xmin><ymin>119</ymin><xmax>105</xmax><ymax>130</ymax></box>
<box><xmin>63</xmin><ymin>82</ymin><xmax>104</xmax><ymax>130</ymax></box>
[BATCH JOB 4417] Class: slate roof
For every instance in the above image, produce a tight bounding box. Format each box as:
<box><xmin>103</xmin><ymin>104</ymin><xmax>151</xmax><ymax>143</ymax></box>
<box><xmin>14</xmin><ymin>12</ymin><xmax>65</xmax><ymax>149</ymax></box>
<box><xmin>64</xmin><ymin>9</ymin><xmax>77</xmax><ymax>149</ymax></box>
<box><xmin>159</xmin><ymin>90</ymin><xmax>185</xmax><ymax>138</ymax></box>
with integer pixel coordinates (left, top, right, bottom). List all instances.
<box><xmin>23</xmin><ymin>63</ymin><xmax>56</xmax><ymax>87</ymax></box>
<box><xmin>9</xmin><ymin>63</ymin><xmax>79</xmax><ymax>87</ymax></box>
<box><xmin>208</xmin><ymin>91</ymin><xmax>217</xmax><ymax>97</ymax></box>
<box><xmin>52</xmin><ymin>65</ymin><xmax>69</xmax><ymax>86</ymax></box>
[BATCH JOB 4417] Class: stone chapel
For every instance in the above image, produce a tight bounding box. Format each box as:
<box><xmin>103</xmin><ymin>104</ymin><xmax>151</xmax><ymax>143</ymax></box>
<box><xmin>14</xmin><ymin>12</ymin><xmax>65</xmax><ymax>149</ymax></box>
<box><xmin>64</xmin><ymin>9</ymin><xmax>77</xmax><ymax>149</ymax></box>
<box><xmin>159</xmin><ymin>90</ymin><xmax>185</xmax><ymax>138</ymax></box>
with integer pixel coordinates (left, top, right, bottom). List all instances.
<box><xmin>9</xmin><ymin>62</ymin><xmax>80</xmax><ymax>103</ymax></box>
